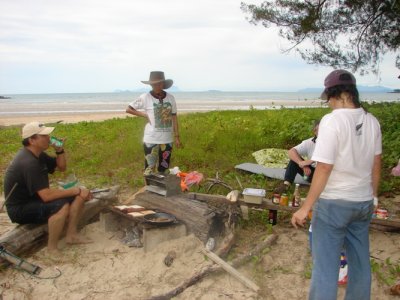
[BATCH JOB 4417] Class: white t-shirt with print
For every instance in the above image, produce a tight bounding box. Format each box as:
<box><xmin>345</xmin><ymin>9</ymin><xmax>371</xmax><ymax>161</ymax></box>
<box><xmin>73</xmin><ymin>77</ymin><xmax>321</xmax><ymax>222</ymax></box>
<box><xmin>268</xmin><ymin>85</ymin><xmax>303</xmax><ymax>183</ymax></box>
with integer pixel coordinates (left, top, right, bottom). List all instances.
<box><xmin>294</xmin><ymin>137</ymin><xmax>317</xmax><ymax>167</ymax></box>
<box><xmin>129</xmin><ymin>92</ymin><xmax>177</xmax><ymax>144</ymax></box>
<box><xmin>312</xmin><ymin>108</ymin><xmax>382</xmax><ymax>201</ymax></box>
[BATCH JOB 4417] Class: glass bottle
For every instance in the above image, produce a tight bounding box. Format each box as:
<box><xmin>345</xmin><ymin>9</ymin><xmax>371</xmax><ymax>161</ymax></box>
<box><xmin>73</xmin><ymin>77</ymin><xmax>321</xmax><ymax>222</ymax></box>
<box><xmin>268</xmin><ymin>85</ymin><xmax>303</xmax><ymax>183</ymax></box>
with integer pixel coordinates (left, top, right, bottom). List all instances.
<box><xmin>292</xmin><ymin>184</ymin><xmax>301</xmax><ymax>207</ymax></box>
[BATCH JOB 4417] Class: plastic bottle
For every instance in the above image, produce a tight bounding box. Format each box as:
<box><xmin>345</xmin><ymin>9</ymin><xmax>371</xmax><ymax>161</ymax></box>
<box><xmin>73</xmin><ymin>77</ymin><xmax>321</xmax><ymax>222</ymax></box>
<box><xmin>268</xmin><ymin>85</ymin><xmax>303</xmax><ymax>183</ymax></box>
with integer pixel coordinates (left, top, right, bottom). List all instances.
<box><xmin>292</xmin><ymin>184</ymin><xmax>301</xmax><ymax>207</ymax></box>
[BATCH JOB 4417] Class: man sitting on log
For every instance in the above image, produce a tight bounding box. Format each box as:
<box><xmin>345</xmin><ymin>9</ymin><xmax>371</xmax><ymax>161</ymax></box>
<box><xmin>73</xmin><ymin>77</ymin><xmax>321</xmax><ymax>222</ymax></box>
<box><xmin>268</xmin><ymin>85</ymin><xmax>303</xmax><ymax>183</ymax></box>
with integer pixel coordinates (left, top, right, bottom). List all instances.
<box><xmin>4</xmin><ymin>122</ymin><xmax>92</xmax><ymax>255</ymax></box>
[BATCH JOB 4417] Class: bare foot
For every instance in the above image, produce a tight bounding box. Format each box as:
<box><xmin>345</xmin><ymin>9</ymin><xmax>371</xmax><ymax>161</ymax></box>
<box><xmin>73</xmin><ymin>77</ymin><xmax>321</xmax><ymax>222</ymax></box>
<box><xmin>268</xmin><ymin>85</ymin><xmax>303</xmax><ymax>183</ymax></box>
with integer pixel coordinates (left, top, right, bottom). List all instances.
<box><xmin>47</xmin><ymin>248</ymin><xmax>62</xmax><ymax>256</ymax></box>
<box><xmin>44</xmin><ymin>248</ymin><xmax>64</xmax><ymax>263</ymax></box>
<box><xmin>65</xmin><ymin>235</ymin><xmax>93</xmax><ymax>245</ymax></box>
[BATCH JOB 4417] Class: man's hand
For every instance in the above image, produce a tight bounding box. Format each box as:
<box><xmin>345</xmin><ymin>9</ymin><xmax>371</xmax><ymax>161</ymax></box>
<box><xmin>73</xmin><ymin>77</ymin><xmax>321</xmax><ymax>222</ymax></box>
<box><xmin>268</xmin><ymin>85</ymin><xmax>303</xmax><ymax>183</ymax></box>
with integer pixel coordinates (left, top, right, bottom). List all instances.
<box><xmin>291</xmin><ymin>207</ymin><xmax>310</xmax><ymax>229</ymax></box>
<box><xmin>78</xmin><ymin>187</ymin><xmax>92</xmax><ymax>201</ymax></box>
<box><xmin>302</xmin><ymin>166</ymin><xmax>312</xmax><ymax>176</ymax></box>
<box><xmin>51</xmin><ymin>137</ymin><xmax>66</xmax><ymax>152</ymax></box>
<box><xmin>298</xmin><ymin>160</ymin><xmax>312</xmax><ymax>169</ymax></box>
<box><xmin>145</xmin><ymin>113</ymin><xmax>152</xmax><ymax>125</ymax></box>
<box><xmin>175</xmin><ymin>136</ymin><xmax>182</xmax><ymax>148</ymax></box>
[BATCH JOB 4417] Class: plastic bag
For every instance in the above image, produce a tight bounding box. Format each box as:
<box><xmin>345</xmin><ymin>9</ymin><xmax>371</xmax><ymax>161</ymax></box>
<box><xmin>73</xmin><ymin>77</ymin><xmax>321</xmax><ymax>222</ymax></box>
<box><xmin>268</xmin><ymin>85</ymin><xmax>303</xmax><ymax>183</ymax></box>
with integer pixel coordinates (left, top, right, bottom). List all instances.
<box><xmin>184</xmin><ymin>171</ymin><xmax>204</xmax><ymax>187</ymax></box>
<box><xmin>176</xmin><ymin>171</ymin><xmax>204</xmax><ymax>191</ymax></box>
<box><xmin>169</xmin><ymin>166</ymin><xmax>181</xmax><ymax>175</ymax></box>
<box><xmin>58</xmin><ymin>174</ymin><xmax>79</xmax><ymax>189</ymax></box>
<box><xmin>391</xmin><ymin>159</ymin><xmax>400</xmax><ymax>176</ymax></box>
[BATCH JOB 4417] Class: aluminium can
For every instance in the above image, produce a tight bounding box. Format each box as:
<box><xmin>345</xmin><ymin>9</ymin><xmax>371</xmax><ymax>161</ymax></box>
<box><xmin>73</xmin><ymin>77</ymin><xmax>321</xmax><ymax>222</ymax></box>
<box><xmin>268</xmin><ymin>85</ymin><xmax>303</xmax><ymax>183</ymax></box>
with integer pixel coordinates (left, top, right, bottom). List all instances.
<box><xmin>50</xmin><ymin>136</ymin><xmax>63</xmax><ymax>147</ymax></box>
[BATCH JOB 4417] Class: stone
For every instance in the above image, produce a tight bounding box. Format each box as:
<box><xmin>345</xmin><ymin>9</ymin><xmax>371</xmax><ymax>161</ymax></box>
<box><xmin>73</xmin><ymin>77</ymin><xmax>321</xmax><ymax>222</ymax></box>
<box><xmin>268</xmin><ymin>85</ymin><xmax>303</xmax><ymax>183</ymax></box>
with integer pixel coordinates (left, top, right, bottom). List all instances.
<box><xmin>99</xmin><ymin>212</ymin><xmax>120</xmax><ymax>232</ymax></box>
<box><xmin>143</xmin><ymin>224</ymin><xmax>187</xmax><ymax>252</ymax></box>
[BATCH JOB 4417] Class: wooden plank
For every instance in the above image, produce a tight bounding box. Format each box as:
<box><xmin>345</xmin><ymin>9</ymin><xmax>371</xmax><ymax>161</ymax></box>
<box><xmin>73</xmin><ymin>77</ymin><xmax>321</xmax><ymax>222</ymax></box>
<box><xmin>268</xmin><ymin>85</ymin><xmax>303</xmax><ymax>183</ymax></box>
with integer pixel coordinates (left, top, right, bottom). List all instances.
<box><xmin>201</xmin><ymin>248</ymin><xmax>260</xmax><ymax>292</ymax></box>
<box><xmin>188</xmin><ymin>193</ymin><xmax>400</xmax><ymax>230</ymax></box>
<box><xmin>187</xmin><ymin>192</ymin><xmax>232</xmax><ymax>204</ymax></box>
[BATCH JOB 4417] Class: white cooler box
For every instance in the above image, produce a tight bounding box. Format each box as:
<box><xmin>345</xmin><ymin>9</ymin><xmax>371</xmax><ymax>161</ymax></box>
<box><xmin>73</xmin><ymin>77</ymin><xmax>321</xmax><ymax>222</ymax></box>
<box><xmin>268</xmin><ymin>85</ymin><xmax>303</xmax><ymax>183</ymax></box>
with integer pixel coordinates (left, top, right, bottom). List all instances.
<box><xmin>242</xmin><ymin>188</ymin><xmax>266</xmax><ymax>204</ymax></box>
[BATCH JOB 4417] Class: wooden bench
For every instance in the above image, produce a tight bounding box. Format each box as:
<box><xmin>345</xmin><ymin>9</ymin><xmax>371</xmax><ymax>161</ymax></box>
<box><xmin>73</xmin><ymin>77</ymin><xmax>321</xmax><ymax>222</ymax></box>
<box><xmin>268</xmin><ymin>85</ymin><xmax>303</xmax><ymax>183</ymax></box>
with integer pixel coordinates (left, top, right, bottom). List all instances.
<box><xmin>187</xmin><ymin>193</ymin><xmax>400</xmax><ymax>230</ymax></box>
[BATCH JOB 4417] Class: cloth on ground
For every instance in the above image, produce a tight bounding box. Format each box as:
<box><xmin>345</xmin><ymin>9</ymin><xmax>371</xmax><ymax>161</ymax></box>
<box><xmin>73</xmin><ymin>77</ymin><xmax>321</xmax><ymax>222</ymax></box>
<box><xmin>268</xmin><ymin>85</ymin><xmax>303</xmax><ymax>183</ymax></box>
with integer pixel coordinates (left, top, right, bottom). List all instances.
<box><xmin>252</xmin><ymin>148</ymin><xmax>289</xmax><ymax>169</ymax></box>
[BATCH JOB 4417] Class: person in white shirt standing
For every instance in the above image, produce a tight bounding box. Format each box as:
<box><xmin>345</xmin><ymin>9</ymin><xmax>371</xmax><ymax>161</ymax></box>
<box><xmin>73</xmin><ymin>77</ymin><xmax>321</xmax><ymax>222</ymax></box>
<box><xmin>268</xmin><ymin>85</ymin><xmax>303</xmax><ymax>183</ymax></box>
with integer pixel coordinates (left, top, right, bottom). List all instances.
<box><xmin>126</xmin><ymin>71</ymin><xmax>182</xmax><ymax>175</ymax></box>
<box><xmin>291</xmin><ymin>70</ymin><xmax>382</xmax><ymax>300</ymax></box>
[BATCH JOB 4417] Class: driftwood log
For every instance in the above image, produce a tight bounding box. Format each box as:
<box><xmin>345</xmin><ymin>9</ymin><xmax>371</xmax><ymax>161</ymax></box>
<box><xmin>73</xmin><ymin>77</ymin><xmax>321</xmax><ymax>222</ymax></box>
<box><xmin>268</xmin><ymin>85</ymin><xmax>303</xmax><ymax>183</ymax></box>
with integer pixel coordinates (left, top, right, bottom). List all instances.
<box><xmin>132</xmin><ymin>191</ymin><xmax>239</xmax><ymax>243</ymax></box>
<box><xmin>0</xmin><ymin>186</ymin><xmax>119</xmax><ymax>268</ymax></box>
<box><xmin>148</xmin><ymin>233</ymin><xmax>278</xmax><ymax>300</ymax></box>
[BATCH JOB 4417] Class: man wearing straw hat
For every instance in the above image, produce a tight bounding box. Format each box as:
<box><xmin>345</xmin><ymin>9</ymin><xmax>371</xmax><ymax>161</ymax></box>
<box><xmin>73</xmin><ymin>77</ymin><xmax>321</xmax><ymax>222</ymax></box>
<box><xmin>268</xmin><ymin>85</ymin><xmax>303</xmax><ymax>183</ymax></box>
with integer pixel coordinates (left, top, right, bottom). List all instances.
<box><xmin>126</xmin><ymin>71</ymin><xmax>182</xmax><ymax>175</ymax></box>
<box><xmin>4</xmin><ymin>122</ymin><xmax>92</xmax><ymax>255</ymax></box>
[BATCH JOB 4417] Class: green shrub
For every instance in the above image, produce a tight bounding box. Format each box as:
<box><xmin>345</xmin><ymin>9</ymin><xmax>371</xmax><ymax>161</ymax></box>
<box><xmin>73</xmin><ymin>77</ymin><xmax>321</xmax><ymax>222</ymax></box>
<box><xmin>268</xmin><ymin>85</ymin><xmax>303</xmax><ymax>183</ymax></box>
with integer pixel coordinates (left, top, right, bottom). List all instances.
<box><xmin>1</xmin><ymin>103</ymin><xmax>399</xmax><ymax>194</ymax></box>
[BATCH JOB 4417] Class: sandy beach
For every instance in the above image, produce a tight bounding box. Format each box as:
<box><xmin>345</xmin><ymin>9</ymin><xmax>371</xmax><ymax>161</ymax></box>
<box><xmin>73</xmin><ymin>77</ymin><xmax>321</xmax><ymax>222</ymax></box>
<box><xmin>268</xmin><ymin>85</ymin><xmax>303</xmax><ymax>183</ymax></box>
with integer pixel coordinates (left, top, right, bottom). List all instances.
<box><xmin>0</xmin><ymin>99</ymin><xmax>325</xmax><ymax>126</ymax></box>
<box><xmin>1</xmin><ymin>192</ymin><xmax>399</xmax><ymax>299</ymax></box>
<box><xmin>0</xmin><ymin>112</ymin><xmax>129</xmax><ymax>127</ymax></box>
<box><xmin>1</xmin><ymin>100</ymin><xmax>399</xmax><ymax>299</ymax></box>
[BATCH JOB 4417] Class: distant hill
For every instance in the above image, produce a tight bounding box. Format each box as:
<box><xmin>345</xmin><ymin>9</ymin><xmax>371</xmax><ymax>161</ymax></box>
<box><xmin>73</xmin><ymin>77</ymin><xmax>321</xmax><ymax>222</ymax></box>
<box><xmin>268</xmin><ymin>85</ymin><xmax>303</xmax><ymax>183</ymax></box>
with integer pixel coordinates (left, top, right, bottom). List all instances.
<box><xmin>298</xmin><ymin>85</ymin><xmax>393</xmax><ymax>93</ymax></box>
<box><xmin>114</xmin><ymin>86</ymin><xmax>181</xmax><ymax>93</ymax></box>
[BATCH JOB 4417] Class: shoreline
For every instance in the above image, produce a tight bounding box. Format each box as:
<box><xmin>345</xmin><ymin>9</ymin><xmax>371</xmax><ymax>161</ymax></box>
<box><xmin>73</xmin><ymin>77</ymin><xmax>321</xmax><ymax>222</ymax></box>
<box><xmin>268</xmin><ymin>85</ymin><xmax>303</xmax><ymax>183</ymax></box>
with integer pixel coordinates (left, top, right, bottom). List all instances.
<box><xmin>0</xmin><ymin>99</ymin><xmax>325</xmax><ymax>126</ymax></box>
<box><xmin>0</xmin><ymin>112</ymin><xmax>129</xmax><ymax>127</ymax></box>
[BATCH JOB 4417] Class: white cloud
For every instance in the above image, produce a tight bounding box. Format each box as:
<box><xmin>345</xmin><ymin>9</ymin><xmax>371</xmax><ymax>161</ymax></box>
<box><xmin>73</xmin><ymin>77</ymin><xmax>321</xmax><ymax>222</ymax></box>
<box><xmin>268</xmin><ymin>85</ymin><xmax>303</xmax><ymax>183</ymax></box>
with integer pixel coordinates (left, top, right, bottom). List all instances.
<box><xmin>0</xmin><ymin>0</ymin><xmax>398</xmax><ymax>93</ymax></box>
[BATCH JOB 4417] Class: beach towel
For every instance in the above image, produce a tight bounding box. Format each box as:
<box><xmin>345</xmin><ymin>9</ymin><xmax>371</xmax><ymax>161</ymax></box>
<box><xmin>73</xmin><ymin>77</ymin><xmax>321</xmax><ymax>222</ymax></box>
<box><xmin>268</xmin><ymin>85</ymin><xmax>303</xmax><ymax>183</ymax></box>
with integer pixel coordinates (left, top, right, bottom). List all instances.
<box><xmin>252</xmin><ymin>148</ymin><xmax>289</xmax><ymax>169</ymax></box>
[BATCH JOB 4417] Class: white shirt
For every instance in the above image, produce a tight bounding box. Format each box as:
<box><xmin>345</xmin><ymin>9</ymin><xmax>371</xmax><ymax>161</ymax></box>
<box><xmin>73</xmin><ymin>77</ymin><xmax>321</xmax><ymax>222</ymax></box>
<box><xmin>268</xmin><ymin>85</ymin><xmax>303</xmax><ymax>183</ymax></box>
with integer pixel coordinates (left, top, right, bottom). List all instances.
<box><xmin>312</xmin><ymin>108</ymin><xmax>382</xmax><ymax>201</ymax></box>
<box><xmin>294</xmin><ymin>137</ymin><xmax>317</xmax><ymax>167</ymax></box>
<box><xmin>129</xmin><ymin>92</ymin><xmax>177</xmax><ymax>144</ymax></box>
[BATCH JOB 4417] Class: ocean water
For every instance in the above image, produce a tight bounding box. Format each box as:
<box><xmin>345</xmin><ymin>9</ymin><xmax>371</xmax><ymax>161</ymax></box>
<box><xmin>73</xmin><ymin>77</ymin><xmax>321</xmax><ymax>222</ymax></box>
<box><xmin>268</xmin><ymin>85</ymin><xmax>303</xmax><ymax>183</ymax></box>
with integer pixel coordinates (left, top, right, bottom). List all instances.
<box><xmin>0</xmin><ymin>91</ymin><xmax>399</xmax><ymax>116</ymax></box>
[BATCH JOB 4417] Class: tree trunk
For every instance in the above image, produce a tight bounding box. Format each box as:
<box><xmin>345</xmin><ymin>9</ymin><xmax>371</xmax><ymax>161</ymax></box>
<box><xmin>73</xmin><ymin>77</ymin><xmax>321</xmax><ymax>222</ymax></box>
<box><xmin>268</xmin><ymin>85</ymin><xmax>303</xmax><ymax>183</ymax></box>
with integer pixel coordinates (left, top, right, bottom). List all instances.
<box><xmin>132</xmin><ymin>191</ymin><xmax>220</xmax><ymax>243</ymax></box>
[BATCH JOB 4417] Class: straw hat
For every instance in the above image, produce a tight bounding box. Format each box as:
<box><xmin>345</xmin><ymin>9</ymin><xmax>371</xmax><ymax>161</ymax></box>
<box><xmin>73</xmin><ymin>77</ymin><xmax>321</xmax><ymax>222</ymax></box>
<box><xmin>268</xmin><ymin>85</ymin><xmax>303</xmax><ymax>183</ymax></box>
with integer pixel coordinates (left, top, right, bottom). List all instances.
<box><xmin>141</xmin><ymin>71</ymin><xmax>173</xmax><ymax>89</ymax></box>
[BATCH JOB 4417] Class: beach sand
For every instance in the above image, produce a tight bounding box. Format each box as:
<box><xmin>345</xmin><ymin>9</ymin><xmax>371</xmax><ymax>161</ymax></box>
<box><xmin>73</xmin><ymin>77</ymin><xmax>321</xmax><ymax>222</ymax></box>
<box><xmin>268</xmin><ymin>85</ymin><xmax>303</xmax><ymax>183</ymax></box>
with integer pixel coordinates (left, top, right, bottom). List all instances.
<box><xmin>2</xmin><ymin>102</ymin><xmax>399</xmax><ymax>299</ymax></box>
<box><xmin>0</xmin><ymin>99</ymin><xmax>325</xmax><ymax>126</ymax></box>
<box><xmin>0</xmin><ymin>112</ymin><xmax>129</xmax><ymax>127</ymax></box>
<box><xmin>1</xmin><ymin>192</ymin><xmax>400</xmax><ymax>299</ymax></box>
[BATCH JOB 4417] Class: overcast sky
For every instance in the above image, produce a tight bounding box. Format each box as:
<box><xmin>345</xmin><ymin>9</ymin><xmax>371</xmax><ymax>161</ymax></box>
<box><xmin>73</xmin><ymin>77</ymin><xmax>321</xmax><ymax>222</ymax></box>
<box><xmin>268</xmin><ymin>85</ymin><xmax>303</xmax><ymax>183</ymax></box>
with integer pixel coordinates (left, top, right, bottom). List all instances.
<box><xmin>0</xmin><ymin>0</ymin><xmax>399</xmax><ymax>94</ymax></box>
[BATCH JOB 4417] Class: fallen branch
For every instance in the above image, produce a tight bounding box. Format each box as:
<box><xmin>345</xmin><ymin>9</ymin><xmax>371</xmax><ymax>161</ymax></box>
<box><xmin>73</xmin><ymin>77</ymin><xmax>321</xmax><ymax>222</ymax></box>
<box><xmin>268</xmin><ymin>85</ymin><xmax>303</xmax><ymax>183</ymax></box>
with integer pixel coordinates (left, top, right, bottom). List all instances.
<box><xmin>215</xmin><ymin>231</ymin><xmax>236</xmax><ymax>258</ymax></box>
<box><xmin>147</xmin><ymin>233</ymin><xmax>278</xmax><ymax>300</ymax></box>
<box><xmin>201</xmin><ymin>248</ymin><xmax>260</xmax><ymax>292</ymax></box>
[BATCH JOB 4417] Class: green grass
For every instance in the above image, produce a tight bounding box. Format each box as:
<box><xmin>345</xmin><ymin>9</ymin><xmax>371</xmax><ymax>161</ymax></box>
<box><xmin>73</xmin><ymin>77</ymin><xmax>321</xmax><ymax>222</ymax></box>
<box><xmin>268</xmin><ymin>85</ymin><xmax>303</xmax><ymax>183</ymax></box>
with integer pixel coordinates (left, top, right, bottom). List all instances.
<box><xmin>1</xmin><ymin>103</ymin><xmax>399</xmax><ymax>195</ymax></box>
<box><xmin>371</xmin><ymin>257</ymin><xmax>400</xmax><ymax>286</ymax></box>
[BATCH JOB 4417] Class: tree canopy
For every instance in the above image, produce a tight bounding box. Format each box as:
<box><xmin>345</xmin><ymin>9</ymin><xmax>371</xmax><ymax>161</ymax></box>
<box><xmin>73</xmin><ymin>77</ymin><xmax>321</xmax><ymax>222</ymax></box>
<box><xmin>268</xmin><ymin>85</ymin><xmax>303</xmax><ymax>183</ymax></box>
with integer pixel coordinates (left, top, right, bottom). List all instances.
<box><xmin>241</xmin><ymin>0</ymin><xmax>400</xmax><ymax>75</ymax></box>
